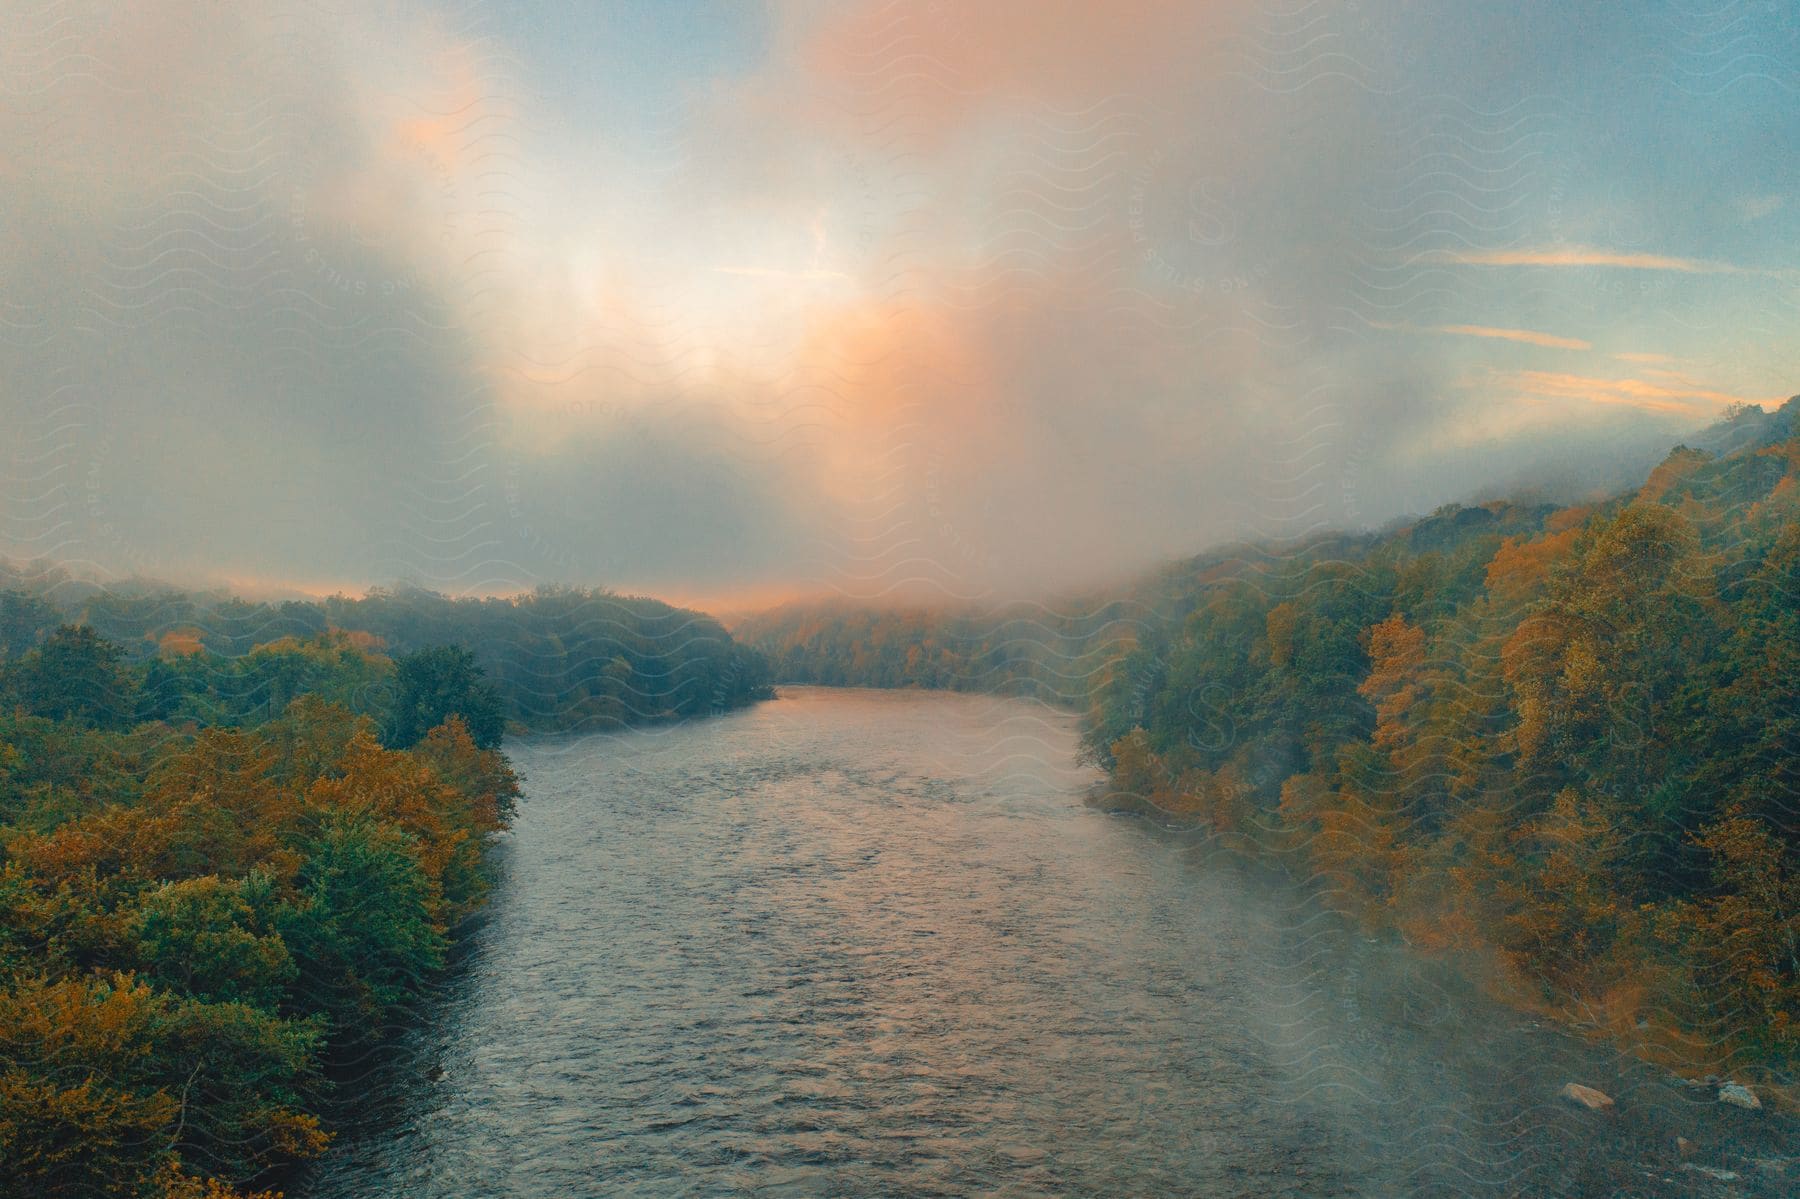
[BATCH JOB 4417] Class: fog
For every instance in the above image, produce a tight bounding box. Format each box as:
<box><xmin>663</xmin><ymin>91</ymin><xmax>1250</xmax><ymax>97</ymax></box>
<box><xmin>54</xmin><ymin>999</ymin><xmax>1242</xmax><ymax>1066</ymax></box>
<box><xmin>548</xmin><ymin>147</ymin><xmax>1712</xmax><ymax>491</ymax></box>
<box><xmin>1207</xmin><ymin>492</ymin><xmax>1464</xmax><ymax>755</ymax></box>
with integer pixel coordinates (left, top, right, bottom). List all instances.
<box><xmin>2</xmin><ymin>0</ymin><xmax>1795</xmax><ymax>608</ymax></box>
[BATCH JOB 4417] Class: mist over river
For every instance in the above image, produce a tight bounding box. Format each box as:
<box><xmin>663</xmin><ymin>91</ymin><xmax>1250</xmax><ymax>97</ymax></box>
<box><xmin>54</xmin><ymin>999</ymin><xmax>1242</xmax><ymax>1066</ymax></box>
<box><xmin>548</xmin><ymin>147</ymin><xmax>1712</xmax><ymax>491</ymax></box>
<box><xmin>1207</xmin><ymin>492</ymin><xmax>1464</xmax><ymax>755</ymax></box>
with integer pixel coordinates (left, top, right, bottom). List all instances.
<box><xmin>300</xmin><ymin>689</ymin><xmax>1793</xmax><ymax>1198</ymax></box>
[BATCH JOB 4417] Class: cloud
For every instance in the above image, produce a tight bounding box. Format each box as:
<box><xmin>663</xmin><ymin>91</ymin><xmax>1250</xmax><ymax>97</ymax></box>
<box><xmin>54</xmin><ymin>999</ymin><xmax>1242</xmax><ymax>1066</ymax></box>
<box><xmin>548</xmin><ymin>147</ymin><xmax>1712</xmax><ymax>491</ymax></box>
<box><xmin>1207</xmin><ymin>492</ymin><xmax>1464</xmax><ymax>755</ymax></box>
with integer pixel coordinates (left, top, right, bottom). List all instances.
<box><xmin>1737</xmin><ymin>194</ymin><xmax>1785</xmax><ymax>222</ymax></box>
<box><xmin>1</xmin><ymin>0</ymin><xmax>1794</xmax><ymax>605</ymax></box>
<box><xmin>712</xmin><ymin>266</ymin><xmax>853</xmax><ymax>282</ymax></box>
<box><xmin>1437</xmin><ymin>246</ymin><xmax>1759</xmax><ymax>275</ymax></box>
<box><xmin>1495</xmin><ymin>370</ymin><xmax>1775</xmax><ymax>415</ymax></box>
<box><xmin>1434</xmin><ymin>325</ymin><xmax>1592</xmax><ymax>350</ymax></box>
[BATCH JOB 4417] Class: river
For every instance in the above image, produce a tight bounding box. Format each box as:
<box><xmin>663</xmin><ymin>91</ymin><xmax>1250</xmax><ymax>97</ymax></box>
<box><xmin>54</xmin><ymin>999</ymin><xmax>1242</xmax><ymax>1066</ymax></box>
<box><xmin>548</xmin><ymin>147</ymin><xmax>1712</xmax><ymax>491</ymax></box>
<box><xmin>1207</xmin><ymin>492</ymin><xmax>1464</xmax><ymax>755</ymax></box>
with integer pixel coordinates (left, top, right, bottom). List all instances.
<box><xmin>299</xmin><ymin>688</ymin><xmax>1793</xmax><ymax>1198</ymax></box>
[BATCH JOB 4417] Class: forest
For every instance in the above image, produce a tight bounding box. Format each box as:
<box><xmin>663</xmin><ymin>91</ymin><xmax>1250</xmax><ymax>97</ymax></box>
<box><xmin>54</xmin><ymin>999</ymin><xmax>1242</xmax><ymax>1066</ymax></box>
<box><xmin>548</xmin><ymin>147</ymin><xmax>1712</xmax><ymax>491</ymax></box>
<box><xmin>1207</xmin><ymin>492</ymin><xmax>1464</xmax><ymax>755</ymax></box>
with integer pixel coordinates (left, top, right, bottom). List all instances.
<box><xmin>743</xmin><ymin>398</ymin><xmax>1800</xmax><ymax>1082</ymax></box>
<box><xmin>733</xmin><ymin>597</ymin><xmax>1122</xmax><ymax>703</ymax></box>
<box><xmin>0</xmin><ymin>589</ymin><xmax>773</xmax><ymax>1198</ymax></box>
<box><xmin>0</xmin><ymin>582</ymin><xmax>773</xmax><ymax>734</ymax></box>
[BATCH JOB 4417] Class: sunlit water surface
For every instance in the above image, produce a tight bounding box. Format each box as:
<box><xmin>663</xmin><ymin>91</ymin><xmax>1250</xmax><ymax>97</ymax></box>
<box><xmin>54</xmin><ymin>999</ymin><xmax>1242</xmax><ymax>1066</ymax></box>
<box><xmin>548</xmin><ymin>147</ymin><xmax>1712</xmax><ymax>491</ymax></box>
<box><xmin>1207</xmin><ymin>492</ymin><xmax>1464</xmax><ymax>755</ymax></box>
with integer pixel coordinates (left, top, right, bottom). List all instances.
<box><xmin>300</xmin><ymin>689</ymin><xmax>1794</xmax><ymax>1198</ymax></box>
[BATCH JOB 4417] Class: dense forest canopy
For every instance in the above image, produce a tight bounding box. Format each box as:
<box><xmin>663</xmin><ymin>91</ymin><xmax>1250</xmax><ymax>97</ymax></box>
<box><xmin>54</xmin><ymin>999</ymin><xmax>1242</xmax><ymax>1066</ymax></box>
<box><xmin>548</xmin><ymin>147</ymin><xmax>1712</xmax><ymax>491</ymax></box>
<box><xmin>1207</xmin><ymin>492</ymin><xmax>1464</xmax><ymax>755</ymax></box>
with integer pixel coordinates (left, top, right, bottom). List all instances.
<box><xmin>740</xmin><ymin>397</ymin><xmax>1800</xmax><ymax>1080</ymax></box>
<box><xmin>0</xmin><ymin>581</ymin><xmax>773</xmax><ymax>734</ymax></box>
<box><xmin>0</xmin><ymin>632</ymin><xmax>520</xmax><ymax>1197</ymax></box>
<box><xmin>0</xmin><ymin>582</ymin><xmax>776</xmax><ymax>1197</ymax></box>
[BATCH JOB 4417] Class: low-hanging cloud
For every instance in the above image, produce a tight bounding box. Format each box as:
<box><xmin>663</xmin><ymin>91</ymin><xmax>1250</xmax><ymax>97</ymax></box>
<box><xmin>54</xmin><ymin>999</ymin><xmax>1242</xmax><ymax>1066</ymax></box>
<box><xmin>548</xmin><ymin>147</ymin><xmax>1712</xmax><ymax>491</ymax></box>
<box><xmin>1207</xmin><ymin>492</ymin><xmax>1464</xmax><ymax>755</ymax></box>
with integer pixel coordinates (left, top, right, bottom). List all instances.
<box><xmin>1</xmin><ymin>0</ymin><xmax>1794</xmax><ymax>607</ymax></box>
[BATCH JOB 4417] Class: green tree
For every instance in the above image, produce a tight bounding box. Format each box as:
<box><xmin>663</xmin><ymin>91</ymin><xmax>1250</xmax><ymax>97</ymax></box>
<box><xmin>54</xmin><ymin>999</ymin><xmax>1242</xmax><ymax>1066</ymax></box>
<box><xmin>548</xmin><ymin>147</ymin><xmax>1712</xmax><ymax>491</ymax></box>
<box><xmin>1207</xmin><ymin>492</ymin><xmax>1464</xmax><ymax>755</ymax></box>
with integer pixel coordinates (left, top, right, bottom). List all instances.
<box><xmin>5</xmin><ymin>625</ymin><xmax>138</xmax><ymax>729</ymax></box>
<box><xmin>381</xmin><ymin>645</ymin><xmax>505</xmax><ymax>750</ymax></box>
<box><xmin>131</xmin><ymin>874</ymin><xmax>295</xmax><ymax>1011</ymax></box>
<box><xmin>275</xmin><ymin>817</ymin><xmax>447</xmax><ymax>1035</ymax></box>
<box><xmin>0</xmin><ymin>591</ymin><xmax>60</xmax><ymax>660</ymax></box>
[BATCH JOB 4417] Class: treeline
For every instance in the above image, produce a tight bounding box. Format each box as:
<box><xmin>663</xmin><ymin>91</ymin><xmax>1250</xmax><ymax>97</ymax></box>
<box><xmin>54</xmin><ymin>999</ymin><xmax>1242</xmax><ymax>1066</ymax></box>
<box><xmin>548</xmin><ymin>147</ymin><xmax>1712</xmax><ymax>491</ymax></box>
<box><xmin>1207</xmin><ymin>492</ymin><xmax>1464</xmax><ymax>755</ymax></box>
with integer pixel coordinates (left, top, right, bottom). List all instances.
<box><xmin>731</xmin><ymin>541</ymin><xmax>1401</xmax><ymax>705</ymax></box>
<box><xmin>0</xmin><ymin>582</ymin><xmax>773</xmax><ymax>733</ymax></box>
<box><xmin>0</xmin><ymin>623</ymin><xmax>520</xmax><ymax>1197</ymax></box>
<box><xmin>732</xmin><ymin>598</ymin><xmax>1140</xmax><ymax>703</ymax></box>
<box><xmin>742</xmin><ymin>399</ymin><xmax>1800</xmax><ymax>1080</ymax></box>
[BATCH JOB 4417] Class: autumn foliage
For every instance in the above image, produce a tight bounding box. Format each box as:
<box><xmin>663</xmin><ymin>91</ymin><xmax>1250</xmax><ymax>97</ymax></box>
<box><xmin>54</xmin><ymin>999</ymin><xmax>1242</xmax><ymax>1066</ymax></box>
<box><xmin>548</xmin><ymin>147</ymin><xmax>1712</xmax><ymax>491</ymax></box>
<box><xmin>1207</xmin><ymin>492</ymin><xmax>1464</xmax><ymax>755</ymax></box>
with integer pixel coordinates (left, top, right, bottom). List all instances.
<box><xmin>0</xmin><ymin>631</ymin><xmax>518</xmax><ymax>1198</ymax></box>
<box><xmin>1080</xmin><ymin>403</ymin><xmax>1800</xmax><ymax>1079</ymax></box>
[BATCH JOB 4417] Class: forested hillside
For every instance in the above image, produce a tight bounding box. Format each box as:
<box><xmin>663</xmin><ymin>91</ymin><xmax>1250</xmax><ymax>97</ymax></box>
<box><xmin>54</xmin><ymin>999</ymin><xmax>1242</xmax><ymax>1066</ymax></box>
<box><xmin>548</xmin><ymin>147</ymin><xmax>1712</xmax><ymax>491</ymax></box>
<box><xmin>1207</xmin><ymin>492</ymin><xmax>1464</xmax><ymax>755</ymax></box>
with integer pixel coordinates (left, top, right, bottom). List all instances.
<box><xmin>0</xmin><ymin>583</ymin><xmax>772</xmax><ymax>733</ymax></box>
<box><xmin>744</xmin><ymin>398</ymin><xmax>1800</xmax><ymax>1080</ymax></box>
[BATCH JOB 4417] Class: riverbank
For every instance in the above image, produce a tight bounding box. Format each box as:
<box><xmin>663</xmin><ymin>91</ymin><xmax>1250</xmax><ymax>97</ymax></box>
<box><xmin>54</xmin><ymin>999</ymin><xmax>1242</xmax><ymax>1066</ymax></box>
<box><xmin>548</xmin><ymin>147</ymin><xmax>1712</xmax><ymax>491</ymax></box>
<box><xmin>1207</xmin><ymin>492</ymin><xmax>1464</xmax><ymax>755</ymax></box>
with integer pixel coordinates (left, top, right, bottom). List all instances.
<box><xmin>298</xmin><ymin>690</ymin><xmax>1794</xmax><ymax>1198</ymax></box>
<box><xmin>1090</xmin><ymin>777</ymin><xmax>1800</xmax><ymax>1133</ymax></box>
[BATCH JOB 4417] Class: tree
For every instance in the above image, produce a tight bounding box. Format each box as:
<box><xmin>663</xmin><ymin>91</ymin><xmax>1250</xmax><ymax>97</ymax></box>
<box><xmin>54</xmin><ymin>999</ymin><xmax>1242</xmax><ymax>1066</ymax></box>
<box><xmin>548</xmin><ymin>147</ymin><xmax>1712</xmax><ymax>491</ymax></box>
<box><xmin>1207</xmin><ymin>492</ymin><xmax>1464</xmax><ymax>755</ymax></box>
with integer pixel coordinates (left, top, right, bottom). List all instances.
<box><xmin>0</xmin><ymin>972</ymin><xmax>324</xmax><ymax>1196</ymax></box>
<box><xmin>382</xmin><ymin>645</ymin><xmax>505</xmax><ymax>750</ymax></box>
<box><xmin>0</xmin><ymin>590</ymin><xmax>60</xmax><ymax>660</ymax></box>
<box><xmin>0</xmin><ymin>1064</ymin><xmax>177</xmax><ymax>1198</ymax></box>
<box><xmin>132</xmin><ymin>875</ymin><xmax>295</xmax><ymax>1010</ymax></box>
<box><xmin>6</xmin><ymin>625</ymin><xmax>138</xmax><ymax>729</ymax></box>
<box><xmin>1495</xmin><ymin>787</ymin><xmax>1628</xmax><ymax>990</ymax></box>
<box><xmin>275</xmin><ymin>817</ymin><xmax>447</xmax><ymax>1036</ymax></box>
<box><xmin>1672</xmin><ymin>812</ymin><xmax>1799</xmax><ymax>1057</ymax></box>
<box><xmin>1358</xmin><ymin>613</ymin><xmax>1425</xmax><ymax>751</ymax></box>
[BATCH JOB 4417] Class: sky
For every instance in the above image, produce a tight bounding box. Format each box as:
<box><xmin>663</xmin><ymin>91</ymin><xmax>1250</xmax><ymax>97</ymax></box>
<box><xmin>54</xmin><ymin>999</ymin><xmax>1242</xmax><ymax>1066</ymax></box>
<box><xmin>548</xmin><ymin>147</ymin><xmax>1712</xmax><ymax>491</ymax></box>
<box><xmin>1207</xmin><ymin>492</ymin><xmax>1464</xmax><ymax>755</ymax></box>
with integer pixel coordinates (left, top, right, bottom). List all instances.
<box><xmin>1</xmin><ymin>0</ymin><xmax>1796</xmax><ymax>608</ymax></box>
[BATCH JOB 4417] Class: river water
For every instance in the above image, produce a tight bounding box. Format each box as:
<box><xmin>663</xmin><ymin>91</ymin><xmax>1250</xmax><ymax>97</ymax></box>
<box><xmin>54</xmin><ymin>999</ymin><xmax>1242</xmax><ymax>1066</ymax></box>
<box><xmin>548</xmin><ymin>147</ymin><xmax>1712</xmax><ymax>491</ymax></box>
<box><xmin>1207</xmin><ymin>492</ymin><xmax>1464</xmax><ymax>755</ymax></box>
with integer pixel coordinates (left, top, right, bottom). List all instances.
<box><xmin>300</xmin><ymin>688</ymin><xmax>1793</xmax><ymax>1198</ymax></box>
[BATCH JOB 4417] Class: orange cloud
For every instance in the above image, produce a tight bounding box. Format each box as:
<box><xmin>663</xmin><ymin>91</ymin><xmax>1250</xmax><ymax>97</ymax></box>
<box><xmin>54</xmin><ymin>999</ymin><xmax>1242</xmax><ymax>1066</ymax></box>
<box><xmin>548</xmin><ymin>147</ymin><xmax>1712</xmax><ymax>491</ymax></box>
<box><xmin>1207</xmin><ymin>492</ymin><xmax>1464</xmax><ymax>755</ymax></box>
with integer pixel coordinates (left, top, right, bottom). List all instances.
<box><xmin>1496</xmin><ymin>370</ymin><xmax>1775</xmax><ymax>415</ymax></box>
<box><xmin>714</xmin><ymin>266</ymin><xmax>853</xmax><ymax>282</ymax></box>
<box><xmin>1439</xmin><ymin>246</ymin><xmax>1756</xmax><ymax>275</ymax></box>
<box><xmin>1435</xmin><ymin>324</ymin><xmax>1591</xmax><ymax>350</ymax></box>
<box><xmin>783</xmin><ymin>0</ymin><xmax>1242</xmax><ymax>149</ymax></box>
<box><xmin>388</xmin><ymin>43</ymin><xmax>496</xmax><ymax>173</ymax></box>
<box><xmin>795</xmin><ymin>296</ymin><xmax>994</xmax><ymax>445</ymax></box>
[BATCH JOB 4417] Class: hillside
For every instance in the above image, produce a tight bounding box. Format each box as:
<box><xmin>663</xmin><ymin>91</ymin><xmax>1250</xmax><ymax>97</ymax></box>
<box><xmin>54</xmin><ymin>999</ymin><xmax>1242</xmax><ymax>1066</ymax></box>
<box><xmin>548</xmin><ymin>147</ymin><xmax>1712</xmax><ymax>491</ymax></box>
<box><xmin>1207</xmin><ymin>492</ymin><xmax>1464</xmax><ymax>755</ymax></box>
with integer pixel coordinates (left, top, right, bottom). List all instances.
<box><xmin>741</xmin><ymin>398</ymin><xmax>1800</xmax><ymax>1079</ymax></box>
